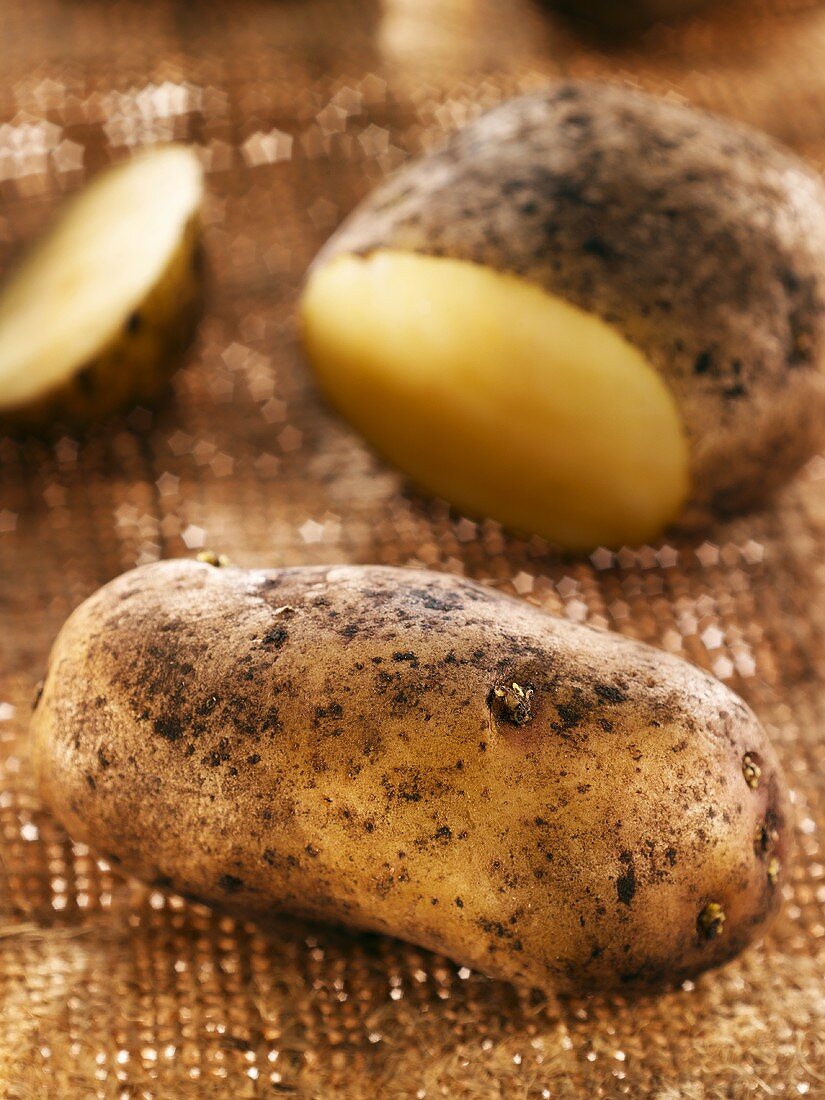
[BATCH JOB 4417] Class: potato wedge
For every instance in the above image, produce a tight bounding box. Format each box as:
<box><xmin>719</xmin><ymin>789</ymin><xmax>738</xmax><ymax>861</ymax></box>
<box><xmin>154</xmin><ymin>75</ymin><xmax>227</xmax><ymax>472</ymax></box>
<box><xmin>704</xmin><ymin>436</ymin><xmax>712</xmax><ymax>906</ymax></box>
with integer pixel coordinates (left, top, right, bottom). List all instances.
<box><xmin>0</xmin><ymin>144</ymin><xmax>204</xmax><ymax>432</ymax></box>
<box><xmin>33</xmin><ymin>559</ymin><xmax>790</xmax><ymax>993</ymax></box>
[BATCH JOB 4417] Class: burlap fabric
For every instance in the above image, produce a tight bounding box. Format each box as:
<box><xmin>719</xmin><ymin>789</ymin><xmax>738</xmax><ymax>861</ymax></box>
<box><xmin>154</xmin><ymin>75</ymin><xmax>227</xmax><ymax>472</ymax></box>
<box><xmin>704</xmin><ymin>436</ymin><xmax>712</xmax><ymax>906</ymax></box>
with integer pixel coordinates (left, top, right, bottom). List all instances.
<box><xmin>1</xmin><ymin>0</ymin><xmax>824</xmax><ymax>1096</ymax></box>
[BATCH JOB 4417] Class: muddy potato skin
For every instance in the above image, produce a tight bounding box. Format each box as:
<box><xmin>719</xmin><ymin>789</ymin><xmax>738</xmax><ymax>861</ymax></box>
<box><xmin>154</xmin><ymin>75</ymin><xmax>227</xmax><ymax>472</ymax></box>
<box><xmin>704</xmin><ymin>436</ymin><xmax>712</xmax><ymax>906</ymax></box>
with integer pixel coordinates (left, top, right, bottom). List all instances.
<box><xmin>316</xmin><ymin>82</ymin><xmax>825</xmax><ymax>525</ymax></box>
<box><xmin>0</xmin><ymin>221</ymin><xmax>203</xmax><ymax>435</ymax></box>
<box><xmin>34</xmin><ymin>560</ymin><xmax>788</xmax><ymax>992</ymax></box>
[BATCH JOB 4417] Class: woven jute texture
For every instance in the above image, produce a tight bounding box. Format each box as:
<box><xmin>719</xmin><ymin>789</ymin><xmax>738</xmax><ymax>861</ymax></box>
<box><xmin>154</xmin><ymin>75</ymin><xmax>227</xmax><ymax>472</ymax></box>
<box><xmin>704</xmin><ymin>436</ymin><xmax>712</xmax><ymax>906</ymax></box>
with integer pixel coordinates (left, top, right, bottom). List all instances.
<box><xmin>1</xmin><ymin>0</ymin><xmax>825</xmax><ymax>1096</ymax></box>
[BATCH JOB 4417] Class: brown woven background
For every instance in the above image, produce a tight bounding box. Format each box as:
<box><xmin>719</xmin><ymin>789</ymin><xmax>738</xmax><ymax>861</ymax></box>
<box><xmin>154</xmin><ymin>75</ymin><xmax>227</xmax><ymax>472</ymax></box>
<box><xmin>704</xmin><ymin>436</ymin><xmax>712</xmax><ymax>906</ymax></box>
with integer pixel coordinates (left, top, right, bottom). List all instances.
<box><xmin>1</xmin><ymin>0</ymin><xmax>825</xmax><ymax>1095</ymax></box>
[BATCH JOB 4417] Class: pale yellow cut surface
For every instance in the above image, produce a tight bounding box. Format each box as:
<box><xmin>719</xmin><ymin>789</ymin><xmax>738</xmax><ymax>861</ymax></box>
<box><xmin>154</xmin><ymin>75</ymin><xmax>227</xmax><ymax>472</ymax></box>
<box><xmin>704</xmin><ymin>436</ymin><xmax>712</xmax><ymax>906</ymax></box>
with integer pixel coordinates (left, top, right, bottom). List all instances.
<box><xmin>0</xmin><ymin>144</ymin><xmax>203</xmax><ymax>409</ymax></box>
<box><xmin>301</xmin><ymin>250</ymin><xmax>690</xmax><ymax>550</ymax></box>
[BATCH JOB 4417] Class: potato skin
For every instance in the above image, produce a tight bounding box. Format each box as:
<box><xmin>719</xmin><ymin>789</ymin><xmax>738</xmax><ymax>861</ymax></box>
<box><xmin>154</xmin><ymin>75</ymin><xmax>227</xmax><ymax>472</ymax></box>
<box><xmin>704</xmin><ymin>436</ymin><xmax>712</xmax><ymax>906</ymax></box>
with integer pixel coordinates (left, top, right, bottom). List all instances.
<box><xmin>0</xmin><ymin>219</ymin><xmax>203</xmax><ymax>435</ymax></box>
<box><xmin>314</xmin><ymin>81</ymin><xmax>825</xmax><ymax>526</ymax></box>
<box><xmin>33</xmin><ymin>560</ymin><xmax>789</xmax><ymax>992</ymax></box>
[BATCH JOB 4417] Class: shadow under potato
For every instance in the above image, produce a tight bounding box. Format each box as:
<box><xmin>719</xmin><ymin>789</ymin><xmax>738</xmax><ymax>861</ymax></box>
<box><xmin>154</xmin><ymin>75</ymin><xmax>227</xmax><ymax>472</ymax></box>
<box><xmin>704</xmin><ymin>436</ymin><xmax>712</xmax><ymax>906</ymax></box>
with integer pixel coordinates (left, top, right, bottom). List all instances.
<box><xmin>541</xmin><ymin>0</ymin><xmax>720</xmax><ymax>37</ymax></box>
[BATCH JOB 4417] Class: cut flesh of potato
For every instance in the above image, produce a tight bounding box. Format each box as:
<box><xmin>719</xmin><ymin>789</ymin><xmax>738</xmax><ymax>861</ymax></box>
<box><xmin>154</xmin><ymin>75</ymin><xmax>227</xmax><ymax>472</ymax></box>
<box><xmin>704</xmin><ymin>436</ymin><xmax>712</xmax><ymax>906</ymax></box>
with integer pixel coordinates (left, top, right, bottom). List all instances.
<box><xmin>302</xmin><ymin>250</ymin><xmax>690</xmax><ymax>550</ymax></box>
<box><xmin>0</xmin><ymin>145</ymin><xmax>203</xmax><ymax>410</ymax></box>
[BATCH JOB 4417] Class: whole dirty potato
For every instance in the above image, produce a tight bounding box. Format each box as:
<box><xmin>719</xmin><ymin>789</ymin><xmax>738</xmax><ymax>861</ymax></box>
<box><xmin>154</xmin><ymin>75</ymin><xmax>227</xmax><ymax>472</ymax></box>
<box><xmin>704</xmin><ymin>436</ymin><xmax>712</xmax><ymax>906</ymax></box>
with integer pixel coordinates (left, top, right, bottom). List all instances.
<box><xmin>302</xmin><ymin>81</ymin><xmax>825</xmax><ymax>550</ymax></box>
<box><xmin>33</xmin><ymin>559</ymin><xmax>789</xmax><ymax>992</ymax></box>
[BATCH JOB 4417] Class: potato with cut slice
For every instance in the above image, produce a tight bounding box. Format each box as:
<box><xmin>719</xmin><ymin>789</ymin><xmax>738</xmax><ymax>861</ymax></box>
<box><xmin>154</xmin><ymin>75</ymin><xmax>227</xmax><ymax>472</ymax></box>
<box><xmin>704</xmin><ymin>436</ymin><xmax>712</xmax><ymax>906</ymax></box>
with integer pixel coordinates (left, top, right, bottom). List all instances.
<box><xmin>0</xmin><ymin>144</ymin><xmax>204</xmax><ymax>432</ymax></box>
<box><xmin>301</xmin><ymin>82</ymin><xmax>825</xmax><ymax>551</ymax></box>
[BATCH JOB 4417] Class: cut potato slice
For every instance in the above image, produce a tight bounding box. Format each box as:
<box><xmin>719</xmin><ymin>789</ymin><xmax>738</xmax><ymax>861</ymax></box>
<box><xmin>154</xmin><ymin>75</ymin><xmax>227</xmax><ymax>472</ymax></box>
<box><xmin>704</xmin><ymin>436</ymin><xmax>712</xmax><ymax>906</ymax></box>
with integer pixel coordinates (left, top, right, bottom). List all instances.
<box><xmin>0</xmin><ymin>144</ymin><xmax>204</xmax><ymax>431</ymax></box>
<box><xmin>302</xmin><ymin>250</ymin><xmax>690</xmax><ymax>551</ymax></box>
